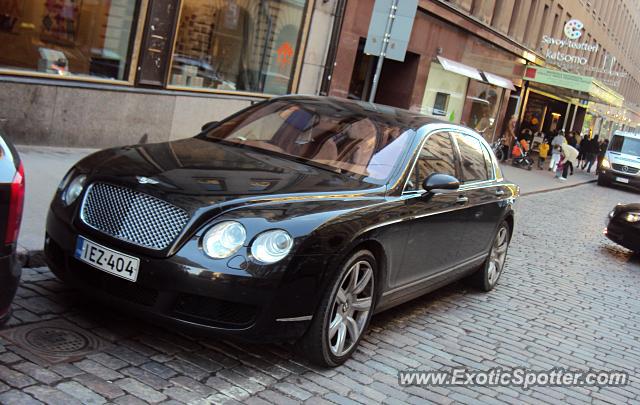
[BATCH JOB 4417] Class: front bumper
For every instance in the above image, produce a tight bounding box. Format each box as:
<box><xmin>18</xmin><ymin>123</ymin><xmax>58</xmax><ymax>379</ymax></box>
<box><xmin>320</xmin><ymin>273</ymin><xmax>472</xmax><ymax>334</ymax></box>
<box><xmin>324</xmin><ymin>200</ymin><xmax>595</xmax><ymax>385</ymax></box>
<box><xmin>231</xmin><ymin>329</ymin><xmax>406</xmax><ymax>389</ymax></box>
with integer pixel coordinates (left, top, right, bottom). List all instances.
<box><xmin>45</xmin><ymin>208</ymin><xmax>331</xmax><ymax>341</ymax></box>
<box><xmin>605</xmin><ymin>219</ymin><xmax>640</xmax><ymax>252</ymax></box>
<box><xmin>599</xmin><ymin>169</ymin><xmax>640</xmax><ymax>190</ymax></box>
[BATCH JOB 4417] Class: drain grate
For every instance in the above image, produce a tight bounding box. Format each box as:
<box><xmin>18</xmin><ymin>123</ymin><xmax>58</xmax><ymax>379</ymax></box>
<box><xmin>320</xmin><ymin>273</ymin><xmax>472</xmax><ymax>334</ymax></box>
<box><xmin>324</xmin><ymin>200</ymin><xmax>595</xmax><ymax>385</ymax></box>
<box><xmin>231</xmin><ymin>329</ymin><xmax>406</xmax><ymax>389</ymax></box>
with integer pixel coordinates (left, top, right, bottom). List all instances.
<box><xmin>0</xmin><ymin>319</ymin><xmax>107</xmax><ymax>363</ymax></box>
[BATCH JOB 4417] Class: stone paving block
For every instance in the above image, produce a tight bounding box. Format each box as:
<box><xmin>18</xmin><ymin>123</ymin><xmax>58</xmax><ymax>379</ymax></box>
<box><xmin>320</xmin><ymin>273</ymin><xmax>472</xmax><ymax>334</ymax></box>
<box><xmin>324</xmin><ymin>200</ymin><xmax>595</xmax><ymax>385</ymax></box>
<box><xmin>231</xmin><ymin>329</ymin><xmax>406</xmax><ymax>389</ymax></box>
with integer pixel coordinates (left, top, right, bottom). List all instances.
<box><xmin>24</xmin><ymin>385</ymin><xmax>83</xmax><ymax>405</ymax></box>
<box><xmin>0</xmin><ymin>364</ymin><xmax>36</xmax><ymax>388</ymax></box>
<box><xmin>0</xmin><ymin>389</ymin><xmax>43</xmax><ymax>404</ymax></box>
<box><xmin>12</xmin><ymin>362</ymin><xmax>62</xmax><ymax>385</ymax></box>
<box><xmin>116</xmin><ymin>378</ymin><xmax>168</xmax><ymax>403</ymax></box>
<box><xmin>56</xmin><ymin>381</ymin><xmax>106</xmax><ymax>405</ymax></box>
<box><xmin>73</xmin><ymin>373</ymin><xmax>126</xmax><ymax>400</ymax></box>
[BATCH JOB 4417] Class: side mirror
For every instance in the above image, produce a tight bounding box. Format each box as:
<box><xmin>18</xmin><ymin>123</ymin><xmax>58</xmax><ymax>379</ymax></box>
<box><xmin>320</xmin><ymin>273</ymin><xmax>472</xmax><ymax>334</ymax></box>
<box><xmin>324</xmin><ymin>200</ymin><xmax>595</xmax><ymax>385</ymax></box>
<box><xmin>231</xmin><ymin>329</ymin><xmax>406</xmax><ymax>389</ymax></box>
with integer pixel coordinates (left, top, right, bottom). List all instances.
<box><xmin>201</xmin><ymin>121</ymin><xmax>219</xmax><ymax>132</ymax></box>
<box><xmin>422</xmin><ymin>173</ymin><xmax>460</xmax><ymax>193</ymax></box>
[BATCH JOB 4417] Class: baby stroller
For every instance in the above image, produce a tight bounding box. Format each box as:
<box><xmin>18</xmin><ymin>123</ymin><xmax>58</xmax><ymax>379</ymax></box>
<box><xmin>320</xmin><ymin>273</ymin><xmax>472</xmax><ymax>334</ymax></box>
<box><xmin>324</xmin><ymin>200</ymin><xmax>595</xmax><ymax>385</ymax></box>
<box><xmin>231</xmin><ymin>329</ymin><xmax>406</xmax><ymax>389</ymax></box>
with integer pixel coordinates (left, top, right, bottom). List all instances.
<box><xmin>511</xmin><ymin>141</ymin><xmax>533</xmax><ymax>170</ymax></box>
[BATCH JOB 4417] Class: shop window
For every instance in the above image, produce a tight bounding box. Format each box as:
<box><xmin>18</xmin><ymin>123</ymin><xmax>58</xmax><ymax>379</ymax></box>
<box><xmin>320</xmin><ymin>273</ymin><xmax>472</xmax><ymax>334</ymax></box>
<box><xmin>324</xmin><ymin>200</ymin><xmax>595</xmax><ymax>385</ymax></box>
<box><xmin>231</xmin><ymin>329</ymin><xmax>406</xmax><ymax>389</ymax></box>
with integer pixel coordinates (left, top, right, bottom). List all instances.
<box><xmin>0</xmin><ymin>0</ymin><xmax>139</xmax><ymax>81</ymax></box>
<box><xmin>464</xmin><ymin>81</ymin><xmax>503</xmax><ymax>141</ymax></box>
<box><xmin>421</xmin><ymin>62</ymin><xmax>468</xmax><ymax>123</ymax></box>
<box><xmin>170</xmin><ymin>0</ymin><xmax>307</xmax><ymax>95</ymax></box>
<box><xmin>433</xmin><ymin>93</ymin><xmax>449</xmax><ymax>116</ymax></box>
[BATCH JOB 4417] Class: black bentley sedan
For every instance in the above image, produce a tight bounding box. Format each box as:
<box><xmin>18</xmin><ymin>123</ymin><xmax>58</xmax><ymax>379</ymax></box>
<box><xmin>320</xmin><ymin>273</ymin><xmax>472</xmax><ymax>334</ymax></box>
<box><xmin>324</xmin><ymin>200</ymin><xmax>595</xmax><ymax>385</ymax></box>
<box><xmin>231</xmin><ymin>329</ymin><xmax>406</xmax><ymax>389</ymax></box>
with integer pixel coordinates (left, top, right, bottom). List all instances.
<box><xmin>45</xmin><ymin>96</ymin><xmax>518</xmax><ymax>366</ymax></box>
<box><xmin>605</xmin><ymin>203</ymin><xmax>640</xmax><ymax>252</ymax></box>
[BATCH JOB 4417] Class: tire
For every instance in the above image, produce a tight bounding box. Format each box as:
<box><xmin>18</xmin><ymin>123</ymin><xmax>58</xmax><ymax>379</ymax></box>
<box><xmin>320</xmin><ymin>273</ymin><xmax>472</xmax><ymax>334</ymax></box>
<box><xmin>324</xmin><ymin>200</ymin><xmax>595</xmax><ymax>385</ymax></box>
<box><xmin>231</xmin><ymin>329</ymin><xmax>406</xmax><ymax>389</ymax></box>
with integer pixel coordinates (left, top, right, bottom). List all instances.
<box><xmin>470</xmin><ymin>221</ymin><xmax>510</xmax><ymax>292</ymax></box>
<box><xmin>597</xmin><ymin>175</ymin><xmax>609</xmax><ymax>187</ymax></box>
<box><xmin>298</xmin><ymin>249</ymin><xmax>376</xmax><ymax>367</ymax></box>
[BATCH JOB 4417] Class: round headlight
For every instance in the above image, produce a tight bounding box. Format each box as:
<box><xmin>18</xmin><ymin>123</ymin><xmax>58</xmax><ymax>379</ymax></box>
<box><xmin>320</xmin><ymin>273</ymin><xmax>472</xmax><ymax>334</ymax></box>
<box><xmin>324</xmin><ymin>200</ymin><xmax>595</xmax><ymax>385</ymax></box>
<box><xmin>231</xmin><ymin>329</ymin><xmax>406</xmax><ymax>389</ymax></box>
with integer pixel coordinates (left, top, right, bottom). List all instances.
<box><xmin>202</xmin><ymin>221</ymin><xmax>246</xmax><ymax>259</ymax></box>
<box><xmin>63</xmin><ymin>174</ymin><xmax>87</xmax><ymax>206</ymax></box>
<box><xmin>251</xmin><ymin>230</ymin><xmax>293</xmax><ymax>264</ymax></box>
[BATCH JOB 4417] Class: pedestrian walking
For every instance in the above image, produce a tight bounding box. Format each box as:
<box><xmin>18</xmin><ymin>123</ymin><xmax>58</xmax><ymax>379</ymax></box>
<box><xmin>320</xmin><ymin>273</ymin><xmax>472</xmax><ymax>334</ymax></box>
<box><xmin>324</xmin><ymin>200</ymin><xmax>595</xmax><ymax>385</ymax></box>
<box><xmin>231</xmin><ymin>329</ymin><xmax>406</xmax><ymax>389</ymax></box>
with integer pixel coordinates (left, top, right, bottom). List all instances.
<box><xmin>596</xmin><ymin>139</ymin><xmax>609</xmax><ymax>174</ymax></box>
<box><xmin>538</xmin><ymin>139</ymin><xmax>549</xmax><ymax>169</ymax></box>
<box><xmin>582</xmin><ymin>135</ymin><xmax>599</xmax><ymax>173</ymax></box>
<box><xmin>555</xmin><ymin>152</ymin><xmax>567</xmax><ymax>180</ymax></box>
<box><xmin>561</xmin><ymin>143</ymin><xmax>579</xmax><ymax>178</ymax></box>
<box><xmin>502</xmin><ymin>115</ymin><xmax>516</xmax><ymax>162</ymax></box>
<box><xmin>576</xmin><ymin>134</ymin><xmax>586</xmax><ymax>168</ymax></box>
<box><xmin>549</xmin><ymin>130</ymin><xmax>566</xmax><ymax>171</ymax></box>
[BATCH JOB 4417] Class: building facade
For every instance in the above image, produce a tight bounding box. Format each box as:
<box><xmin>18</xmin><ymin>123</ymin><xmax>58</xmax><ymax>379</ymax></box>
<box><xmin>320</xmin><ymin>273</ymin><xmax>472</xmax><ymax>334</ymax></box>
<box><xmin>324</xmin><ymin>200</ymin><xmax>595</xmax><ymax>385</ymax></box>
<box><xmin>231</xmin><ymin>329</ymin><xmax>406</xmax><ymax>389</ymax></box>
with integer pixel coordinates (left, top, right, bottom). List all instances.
<box><xmin>322</xmin><ymin>0</ymin><xmax>640</xmax><ymax>141</ymax></box>
<box><xmin>0</xmin><ymin>0</ymin><xmax>337</xmax><ymax>147</ymax></box>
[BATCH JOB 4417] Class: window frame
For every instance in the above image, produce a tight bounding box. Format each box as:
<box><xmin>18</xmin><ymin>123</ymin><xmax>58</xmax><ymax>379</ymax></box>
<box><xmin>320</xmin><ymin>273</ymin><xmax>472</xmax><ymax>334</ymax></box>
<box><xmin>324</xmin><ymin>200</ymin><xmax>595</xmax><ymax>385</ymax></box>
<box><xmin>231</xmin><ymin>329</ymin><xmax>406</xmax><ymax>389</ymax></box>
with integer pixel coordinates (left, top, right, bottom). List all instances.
<box><xmin>164</xmin><ymin>0</ymin><xmax>315</xmax><ymax>98</ymax></box>
<box><xmin>450</xmin><ymin>130</ymin><xmax>498</xmax><ymax>185</ymax></box>
<box><xmin>0</xmin><ymin>0</ymin><xmax>148</xmax><ymax>86</ymax></box>
<box><xmin>402</xmin><ymin>130</ymin><xmax>460</xmax><ymax>194</ymax></box>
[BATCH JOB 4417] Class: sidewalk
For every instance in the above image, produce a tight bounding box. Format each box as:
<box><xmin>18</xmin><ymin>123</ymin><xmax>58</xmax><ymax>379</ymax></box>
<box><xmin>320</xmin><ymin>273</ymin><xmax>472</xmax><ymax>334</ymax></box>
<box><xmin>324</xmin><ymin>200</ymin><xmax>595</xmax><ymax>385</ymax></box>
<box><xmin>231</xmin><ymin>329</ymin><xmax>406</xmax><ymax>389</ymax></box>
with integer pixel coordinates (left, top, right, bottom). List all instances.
<box><xmin>15</xmin><ymin>145</ymin><xmax>597</xmax><ymax>258</ymax></box>
<box><xmin>500</xmin><ymin>162</ymin><xmax>597</xmax><ymax>196</ymax></box>
<box><xmin>17</xmin><ymin>145</ymin><xmax>95</xmax><ymax>258</ymax></box>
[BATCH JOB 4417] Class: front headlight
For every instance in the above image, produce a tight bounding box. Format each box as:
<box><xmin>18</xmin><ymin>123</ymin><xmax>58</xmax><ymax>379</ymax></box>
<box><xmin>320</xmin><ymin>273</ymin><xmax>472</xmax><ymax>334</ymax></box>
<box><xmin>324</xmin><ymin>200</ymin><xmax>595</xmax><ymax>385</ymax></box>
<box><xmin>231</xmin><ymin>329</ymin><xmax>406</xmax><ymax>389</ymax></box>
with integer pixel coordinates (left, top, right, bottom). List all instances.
<box><xmin>62</xmin><ymin>174</ymin><xmax>87</xmax><ymax>206</ymax></box>
<box><xmin>601</xmin><ymin>158</ymin><xmax>611</xmax><ymax>169</ymax></box>
<box><xmin>623</xmin><ymin>212</ymin><xmax>640</xmax><ymax>222</ymax></box>
<box><xmin>202</xmin><ymin>221</ymin><xmax>246</xmax><ymax>259</ymax></box>
<box><xmin>251</xmin><ymin>230</ymin><xmax>293</xmax><ymax>264</ymax></box>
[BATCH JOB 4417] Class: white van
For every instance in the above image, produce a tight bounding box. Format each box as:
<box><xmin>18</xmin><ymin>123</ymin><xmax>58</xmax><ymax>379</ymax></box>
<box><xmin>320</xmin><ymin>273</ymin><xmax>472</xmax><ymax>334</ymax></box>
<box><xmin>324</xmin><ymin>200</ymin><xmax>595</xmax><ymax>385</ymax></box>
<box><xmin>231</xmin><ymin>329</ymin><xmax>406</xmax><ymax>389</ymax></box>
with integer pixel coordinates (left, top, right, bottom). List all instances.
<box><xmin>599</xmin><ymin>131</ymin><xmax>640</xmax><ymax>190</ymax></box>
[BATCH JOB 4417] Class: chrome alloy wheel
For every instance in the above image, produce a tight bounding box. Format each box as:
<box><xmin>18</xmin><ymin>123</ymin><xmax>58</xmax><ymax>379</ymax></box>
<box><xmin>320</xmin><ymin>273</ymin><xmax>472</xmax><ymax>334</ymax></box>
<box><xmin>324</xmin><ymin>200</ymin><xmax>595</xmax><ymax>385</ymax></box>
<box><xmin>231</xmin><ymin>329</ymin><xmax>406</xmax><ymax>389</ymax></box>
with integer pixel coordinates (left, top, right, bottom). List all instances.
<box><xmin>328</xmin><ymin>260</ymin><xmax>374</xmax><ymax>357</ymax></box>
<box><xmin>487</xmin><ymin>226</ymin><xmax>509</xmax><ymax>286</ymax></box>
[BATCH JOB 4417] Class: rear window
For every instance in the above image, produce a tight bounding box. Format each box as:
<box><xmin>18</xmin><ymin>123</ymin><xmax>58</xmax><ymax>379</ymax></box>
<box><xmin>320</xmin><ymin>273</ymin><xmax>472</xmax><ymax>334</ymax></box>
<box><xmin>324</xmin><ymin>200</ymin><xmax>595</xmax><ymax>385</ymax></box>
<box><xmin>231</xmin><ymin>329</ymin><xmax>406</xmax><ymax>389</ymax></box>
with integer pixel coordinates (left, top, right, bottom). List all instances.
<box><xmin>454</xmin><ymin>133</ymin><xmax>489</xmax><ymax>182</ymax></box>
<box><xmin>610</xmin><ymin>135</ymin><xmax>640</xmax><ymax>156</ymax></box>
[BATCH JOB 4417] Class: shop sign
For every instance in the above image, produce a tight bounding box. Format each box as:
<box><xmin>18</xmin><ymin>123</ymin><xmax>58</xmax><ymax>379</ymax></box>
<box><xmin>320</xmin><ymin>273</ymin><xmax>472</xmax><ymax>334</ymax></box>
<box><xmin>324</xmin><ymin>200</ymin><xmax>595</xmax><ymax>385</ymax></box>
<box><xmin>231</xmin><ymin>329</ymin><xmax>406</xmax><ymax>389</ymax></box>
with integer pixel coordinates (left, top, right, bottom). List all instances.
<box><xmin>541</xmin><ymin>19</ymin><xmax>598</xmax><ymax>67</ymax></box>
<box><xmin>524</xmin><ymin>66</ymin><xmax>592</xmax><ymax>92</ymax></box>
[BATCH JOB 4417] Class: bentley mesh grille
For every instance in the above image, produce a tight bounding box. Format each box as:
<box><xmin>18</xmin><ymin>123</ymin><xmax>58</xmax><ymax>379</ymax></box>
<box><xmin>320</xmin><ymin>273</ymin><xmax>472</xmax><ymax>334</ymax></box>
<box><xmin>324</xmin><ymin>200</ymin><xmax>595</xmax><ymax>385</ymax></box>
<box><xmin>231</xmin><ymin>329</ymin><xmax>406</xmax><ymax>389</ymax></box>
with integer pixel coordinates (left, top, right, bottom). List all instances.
<box><xmin>81</xmin><ymin>182</ymin><xmax>189</xmax><ymax>250</ymax></box>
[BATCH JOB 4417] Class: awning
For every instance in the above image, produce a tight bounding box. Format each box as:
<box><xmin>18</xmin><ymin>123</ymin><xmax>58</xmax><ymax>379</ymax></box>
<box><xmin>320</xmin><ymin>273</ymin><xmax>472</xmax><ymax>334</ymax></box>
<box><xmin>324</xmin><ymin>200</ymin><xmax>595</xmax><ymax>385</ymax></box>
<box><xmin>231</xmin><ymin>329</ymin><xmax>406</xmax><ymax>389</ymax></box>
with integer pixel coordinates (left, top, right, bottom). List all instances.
<box><xmin>523</xmin><ymin>66</ymin><xmax>624</xmax><ymax>107</ymax></box>
<box><xmin>484</xmin><ymin>72</ymin><xmax>516</xmax><ymax>91</ymax></box>
<box><xmin>437</xmin><ymin>56</ymin><xmax>483</xmax><ymax>81</ymax></box>
<box><xmin>437</xmin><ymin>56</ymin><xmax>516</xmax><ymax>90</ymax></box>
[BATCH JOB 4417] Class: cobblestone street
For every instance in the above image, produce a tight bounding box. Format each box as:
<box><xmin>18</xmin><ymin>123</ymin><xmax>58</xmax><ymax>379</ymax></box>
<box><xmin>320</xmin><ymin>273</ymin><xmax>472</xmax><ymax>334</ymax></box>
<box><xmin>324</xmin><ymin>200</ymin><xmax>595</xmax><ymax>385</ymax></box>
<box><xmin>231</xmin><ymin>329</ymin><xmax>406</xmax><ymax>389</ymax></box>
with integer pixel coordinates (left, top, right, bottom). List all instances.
<box><xmin>1</xmin><ymin>183</ymin><xmax>640</xmax><ymax>404</ymax></box>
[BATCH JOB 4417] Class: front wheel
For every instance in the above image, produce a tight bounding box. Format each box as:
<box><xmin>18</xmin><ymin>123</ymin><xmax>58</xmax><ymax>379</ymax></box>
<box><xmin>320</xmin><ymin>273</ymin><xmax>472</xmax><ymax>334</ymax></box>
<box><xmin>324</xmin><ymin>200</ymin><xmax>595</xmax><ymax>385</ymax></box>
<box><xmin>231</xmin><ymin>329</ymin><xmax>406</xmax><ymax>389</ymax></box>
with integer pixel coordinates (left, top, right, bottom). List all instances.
<box><xmin>597</xmin><ymin>175</ymin><xmax>609</xmax><ymax>187</ymax></box>
<box><xmin>298</xmin><ymin>250</ymin><xmax>376</xmax><ymax>367</ymax></box>
<box><xmin>471</xmin><ymin>221</ymin><xmax>510</xmax><ymax>291</ymax></box>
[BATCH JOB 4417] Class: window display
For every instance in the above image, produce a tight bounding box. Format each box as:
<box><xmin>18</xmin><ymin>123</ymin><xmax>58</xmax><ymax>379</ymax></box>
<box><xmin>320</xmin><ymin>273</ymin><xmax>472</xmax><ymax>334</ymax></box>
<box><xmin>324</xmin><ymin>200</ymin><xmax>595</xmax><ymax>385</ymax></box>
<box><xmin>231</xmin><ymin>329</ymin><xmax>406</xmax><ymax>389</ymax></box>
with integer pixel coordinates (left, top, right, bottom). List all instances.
<box><xmin>421</xmin><ymin>62</ymin><xmax>468</xmax><ymax>123</ymax></box>
<box><xmin>0</xmin><ymin>0</ymin><xmax>138</xmax><ymax>81</ymax></box>
<box><xmin>170</xmin><ymin>0</ymin><xmax>307</xmax><ymax>95</ymax></box>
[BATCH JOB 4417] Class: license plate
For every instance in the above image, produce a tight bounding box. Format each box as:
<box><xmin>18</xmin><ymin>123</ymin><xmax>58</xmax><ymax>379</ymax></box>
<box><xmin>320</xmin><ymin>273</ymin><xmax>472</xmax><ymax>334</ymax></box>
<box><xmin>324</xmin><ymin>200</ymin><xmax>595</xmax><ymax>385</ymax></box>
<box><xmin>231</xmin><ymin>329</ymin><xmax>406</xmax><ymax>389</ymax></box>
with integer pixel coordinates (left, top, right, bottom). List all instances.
<box><xmin>616</xmin><ymin>177</ymin><xmax>630</xmax><ymax>184</ymax></box>
<box><xmin>75</xmin><ymin>237</ymin><xmax>139</xmax><ymax>282</ymax></box>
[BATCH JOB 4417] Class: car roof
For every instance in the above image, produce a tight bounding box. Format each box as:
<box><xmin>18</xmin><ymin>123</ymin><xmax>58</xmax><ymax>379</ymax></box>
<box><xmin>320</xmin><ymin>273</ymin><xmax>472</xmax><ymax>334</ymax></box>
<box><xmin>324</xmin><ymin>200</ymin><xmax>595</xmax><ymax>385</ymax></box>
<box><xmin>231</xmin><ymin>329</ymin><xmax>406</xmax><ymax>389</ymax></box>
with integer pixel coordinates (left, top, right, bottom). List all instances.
<box><xmin>277</xmin><ymin>95</ymin><xmax>452</xmax><ymax>131</ymax></box>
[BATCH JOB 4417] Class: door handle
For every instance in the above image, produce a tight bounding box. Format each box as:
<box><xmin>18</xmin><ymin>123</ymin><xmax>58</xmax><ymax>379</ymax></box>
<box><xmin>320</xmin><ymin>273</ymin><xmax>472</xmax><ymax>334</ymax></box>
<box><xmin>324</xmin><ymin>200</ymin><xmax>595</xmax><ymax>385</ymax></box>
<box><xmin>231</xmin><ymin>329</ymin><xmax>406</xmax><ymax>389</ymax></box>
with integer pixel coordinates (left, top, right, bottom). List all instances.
<box><xmin>456</xmin><ymin>196</ymin><xmax>469</xmax><ymax>205</ymax></box>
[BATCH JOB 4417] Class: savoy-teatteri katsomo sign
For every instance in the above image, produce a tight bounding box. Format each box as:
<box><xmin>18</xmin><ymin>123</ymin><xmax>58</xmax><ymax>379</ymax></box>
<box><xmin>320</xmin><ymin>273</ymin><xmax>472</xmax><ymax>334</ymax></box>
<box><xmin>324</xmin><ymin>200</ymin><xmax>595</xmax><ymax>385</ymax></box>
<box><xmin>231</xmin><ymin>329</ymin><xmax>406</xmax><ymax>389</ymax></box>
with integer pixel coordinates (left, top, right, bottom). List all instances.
<box><xmin>542</xmin><ymin>19</ymin><xmax>598</xmax><ymax>67</ymax></box>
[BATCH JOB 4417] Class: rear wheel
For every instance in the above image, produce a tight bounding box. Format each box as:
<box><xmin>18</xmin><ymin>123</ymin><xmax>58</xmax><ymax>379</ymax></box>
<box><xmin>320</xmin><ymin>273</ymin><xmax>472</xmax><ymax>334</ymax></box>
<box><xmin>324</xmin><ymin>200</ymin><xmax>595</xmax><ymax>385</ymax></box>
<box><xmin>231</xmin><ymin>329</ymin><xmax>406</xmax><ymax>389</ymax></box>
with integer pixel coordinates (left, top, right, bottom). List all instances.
<box><xmin>298</xmin><ymin>250</ymin><xmax>376</xmax><ymax>367</ymax></box>
<box><xmin>471</xmin><ymin>221</ymin><xmax>510</xmax><ymax>291</ymax></box>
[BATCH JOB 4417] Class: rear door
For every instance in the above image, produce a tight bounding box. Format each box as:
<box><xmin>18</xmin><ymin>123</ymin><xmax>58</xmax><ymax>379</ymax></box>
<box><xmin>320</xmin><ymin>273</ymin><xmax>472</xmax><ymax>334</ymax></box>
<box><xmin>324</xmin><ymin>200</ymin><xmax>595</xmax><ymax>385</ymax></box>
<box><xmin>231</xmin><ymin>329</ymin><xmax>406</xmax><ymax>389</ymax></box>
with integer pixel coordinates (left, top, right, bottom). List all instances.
<box><xmin>391</xmin><ymin>131</ymin><xmax>468</xmax><ymax>288</ymax></box>
<box><xmin>451</xmin><ymin>132</ymin><xmax>504</xmax><ymax>260</ymax></box>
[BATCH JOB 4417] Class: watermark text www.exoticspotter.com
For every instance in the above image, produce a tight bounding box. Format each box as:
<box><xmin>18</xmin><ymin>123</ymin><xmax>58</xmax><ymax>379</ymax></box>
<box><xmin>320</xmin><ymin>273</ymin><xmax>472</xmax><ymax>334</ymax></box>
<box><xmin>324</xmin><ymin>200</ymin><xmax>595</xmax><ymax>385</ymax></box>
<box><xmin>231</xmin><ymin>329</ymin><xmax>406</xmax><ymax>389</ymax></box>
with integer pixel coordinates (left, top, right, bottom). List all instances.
<box><xmin>398</xmin><ymin>368</ymin><xmax>628</xmax><ymax>390</ymax></box>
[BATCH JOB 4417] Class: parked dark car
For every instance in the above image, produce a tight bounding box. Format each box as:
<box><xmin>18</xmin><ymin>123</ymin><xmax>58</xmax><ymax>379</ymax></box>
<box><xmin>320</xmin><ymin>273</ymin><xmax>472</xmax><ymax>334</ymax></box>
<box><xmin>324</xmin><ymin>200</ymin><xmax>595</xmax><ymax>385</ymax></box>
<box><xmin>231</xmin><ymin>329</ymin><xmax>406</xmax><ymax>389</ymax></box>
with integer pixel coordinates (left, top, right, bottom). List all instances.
<box><xmin>0</xmin><ymin>131</ymin><xmax>25</xmax><ymax>326</ymax></box>
<box><xmin>45</xmin><ymin>96</ymin><xmax>518</xmax><ymax>366</ymax></box>
<box><xmin>605</xmin><ymin>203</ymin><xmax>640</xmax><ymax>252</ymax></box>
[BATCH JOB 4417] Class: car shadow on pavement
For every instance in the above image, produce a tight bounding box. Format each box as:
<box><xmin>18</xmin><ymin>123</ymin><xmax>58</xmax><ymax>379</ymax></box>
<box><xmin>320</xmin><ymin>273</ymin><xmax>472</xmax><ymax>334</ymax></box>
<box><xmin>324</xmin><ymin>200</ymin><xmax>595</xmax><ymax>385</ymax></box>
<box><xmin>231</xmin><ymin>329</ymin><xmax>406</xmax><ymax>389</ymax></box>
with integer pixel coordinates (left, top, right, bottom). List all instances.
<box><xmin>600</xmin><ymin>244</ymin><xmax>640</xmax><ymax>266</ymax></box>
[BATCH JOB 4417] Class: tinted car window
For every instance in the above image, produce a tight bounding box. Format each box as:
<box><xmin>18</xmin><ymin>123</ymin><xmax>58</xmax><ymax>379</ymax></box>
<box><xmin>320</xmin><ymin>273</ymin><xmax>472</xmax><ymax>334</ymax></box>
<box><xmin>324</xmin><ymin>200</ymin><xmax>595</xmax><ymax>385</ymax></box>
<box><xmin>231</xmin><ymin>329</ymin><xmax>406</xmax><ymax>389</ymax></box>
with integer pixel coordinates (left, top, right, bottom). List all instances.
<box><xmin>405</xmin><ymin>132</ymin><xmax>457</xmax><ymax>191</ymax></box>
<box><xmin>481</xmin><ymin>144</ymin><xmax>495</xmax><ymax>180</ymax></box>
<box><xmin>454</xmin><ymin>133</ymin><xmax>489</xmax><ymax>182</ymax></box>
<box><xmin>204</xmin><ymin>100</ymin><xmax>412</xmax><ymax>182</ymax></box>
